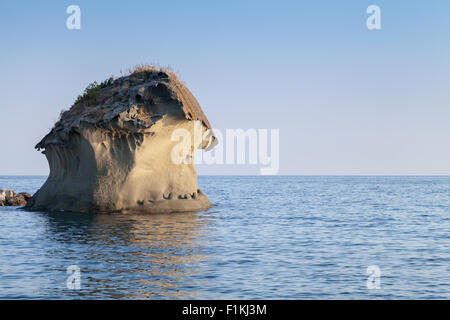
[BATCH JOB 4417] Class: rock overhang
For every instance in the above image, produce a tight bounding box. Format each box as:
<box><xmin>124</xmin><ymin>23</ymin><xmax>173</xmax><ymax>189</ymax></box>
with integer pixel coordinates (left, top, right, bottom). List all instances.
<box><xmin>36</xmin><ymin>69</ymin><xmax>214</xmax><ymax>151</ymax></box>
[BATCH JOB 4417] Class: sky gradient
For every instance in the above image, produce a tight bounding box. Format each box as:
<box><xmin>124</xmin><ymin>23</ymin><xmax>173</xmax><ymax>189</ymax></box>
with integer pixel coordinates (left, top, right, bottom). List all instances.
<box><xmin>0</xmin><ymin>0</ymin><xmax>449</xmax><ymax>175</ymax></box>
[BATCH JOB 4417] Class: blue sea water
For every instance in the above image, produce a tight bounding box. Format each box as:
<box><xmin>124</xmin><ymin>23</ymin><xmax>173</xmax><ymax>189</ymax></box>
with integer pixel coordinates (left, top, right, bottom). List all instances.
<box><xmin>0</xmin><ymin>175</ymin><xmax>449</xmax><ymax>299</ymax></box>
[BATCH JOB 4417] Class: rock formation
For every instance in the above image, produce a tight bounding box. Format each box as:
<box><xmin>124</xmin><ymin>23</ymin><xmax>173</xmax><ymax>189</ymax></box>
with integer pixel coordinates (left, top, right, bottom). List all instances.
<box><xmin>26</xmin><ymin>66</ymin><xmax>216</xmax><ymax>213</ymax></box>
<box><xmin>0</xmin><ymin>189</ymin><xmax>31</xmax><ymax>206</ymax></box>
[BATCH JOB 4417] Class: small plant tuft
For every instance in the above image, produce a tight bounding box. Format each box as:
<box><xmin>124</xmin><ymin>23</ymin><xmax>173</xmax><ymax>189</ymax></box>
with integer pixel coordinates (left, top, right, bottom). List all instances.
<box><xmin>129</xmin><ymin>64</ymin><xmax>159</xmax><ymax>75</ymax></box>
<box><xmin>74</xmin><ymin>76</ymin><xmax>114</xmax><ymax>106</ymax></box>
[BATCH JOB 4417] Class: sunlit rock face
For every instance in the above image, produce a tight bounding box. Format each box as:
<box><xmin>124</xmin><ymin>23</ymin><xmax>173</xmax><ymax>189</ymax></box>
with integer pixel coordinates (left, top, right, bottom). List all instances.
<box><xmin>26</xmin><ymin>68</ymin><xmax>216</xmax><ymax>213</ymax></box>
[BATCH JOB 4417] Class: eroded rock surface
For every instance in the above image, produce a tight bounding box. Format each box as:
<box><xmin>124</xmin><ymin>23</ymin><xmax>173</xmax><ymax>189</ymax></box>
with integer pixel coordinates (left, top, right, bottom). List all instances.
<box><xmin>0</xmin><ymin>189</ymin><xmax>31</xmax><ymax>206</ymax></box>
<box><xmin>26</xmin><ymin>67</ymin><xmax>216</xmax><ymax>213</ymax></box>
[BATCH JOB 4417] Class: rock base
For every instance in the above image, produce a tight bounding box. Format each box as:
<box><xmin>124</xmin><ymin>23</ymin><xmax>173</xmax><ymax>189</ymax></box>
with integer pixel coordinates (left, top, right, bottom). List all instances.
<box><xmin>26</xmin><ymin>188</ymin><xmax>212</xmax><ymax>213</ymax></box>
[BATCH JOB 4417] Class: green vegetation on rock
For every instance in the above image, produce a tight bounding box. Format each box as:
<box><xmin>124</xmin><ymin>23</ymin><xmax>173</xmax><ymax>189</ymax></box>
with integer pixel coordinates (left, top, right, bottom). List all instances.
<box><xmin>74</xmin><ymin>76</ymin><xmax>114</xmax><ymax>106</ymax></box>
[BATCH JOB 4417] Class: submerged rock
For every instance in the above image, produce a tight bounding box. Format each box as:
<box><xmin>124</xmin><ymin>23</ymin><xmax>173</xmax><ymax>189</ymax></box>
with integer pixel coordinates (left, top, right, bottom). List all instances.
<box><xmin>26</xmin><ymin>66</ymin><xmax>216</xmax><ymax>213</ymax></box>
<box><xmin>0</xmin><ymin>189</ymin><xmax>31</xmax><ymax>206</ymax></box>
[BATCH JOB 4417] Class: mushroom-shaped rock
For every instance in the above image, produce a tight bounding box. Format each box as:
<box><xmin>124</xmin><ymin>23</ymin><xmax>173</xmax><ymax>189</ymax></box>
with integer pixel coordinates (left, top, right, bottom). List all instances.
<box><xmin>26</xmin><ymin>67</ymin><xmax>216</xmax><ymax>213</ymax></box>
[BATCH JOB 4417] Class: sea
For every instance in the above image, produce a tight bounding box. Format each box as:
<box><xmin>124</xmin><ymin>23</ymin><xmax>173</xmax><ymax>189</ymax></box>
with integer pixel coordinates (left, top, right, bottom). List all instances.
<box><xmin>0</xmin><ymin>175</ymin><xmax>449</xmax><ymax>299</ymax></box>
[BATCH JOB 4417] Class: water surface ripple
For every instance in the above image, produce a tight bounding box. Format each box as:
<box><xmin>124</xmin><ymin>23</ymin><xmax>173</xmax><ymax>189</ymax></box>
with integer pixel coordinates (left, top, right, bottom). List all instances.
<box><xmin>0</xmin><ymin>176</ymin><xmax>449</xmax><ymax>299</ymax></box>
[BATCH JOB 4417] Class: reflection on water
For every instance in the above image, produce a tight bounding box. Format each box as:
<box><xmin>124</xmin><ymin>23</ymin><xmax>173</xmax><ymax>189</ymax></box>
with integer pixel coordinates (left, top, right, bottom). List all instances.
<box><xmin>39</xmin><ymin>211</ymin><xmax>214</xmax><ymax>299</ymax></box>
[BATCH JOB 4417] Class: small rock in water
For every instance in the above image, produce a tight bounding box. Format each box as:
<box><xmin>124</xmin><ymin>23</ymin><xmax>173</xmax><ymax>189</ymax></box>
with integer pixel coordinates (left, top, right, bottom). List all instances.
<box><xmin>0</xmin><ymin>189</ymin><xmax>31</xmax><ymax>206</ymax></box>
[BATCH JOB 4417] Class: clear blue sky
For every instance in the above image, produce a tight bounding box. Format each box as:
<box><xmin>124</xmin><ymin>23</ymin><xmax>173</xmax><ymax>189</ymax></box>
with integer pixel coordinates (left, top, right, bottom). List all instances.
<box><xmin>0</xmin><ymin>0</ymin><xmax>449</xmax><ymax>175</ymax></box>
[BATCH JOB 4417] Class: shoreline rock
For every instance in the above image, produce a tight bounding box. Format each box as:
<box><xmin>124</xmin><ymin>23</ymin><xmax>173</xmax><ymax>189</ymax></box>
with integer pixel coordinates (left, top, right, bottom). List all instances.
<box><xmin>0</xmin><ymin>189</ymin><xmax>31</xmax><ymax>206</ymax></box>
